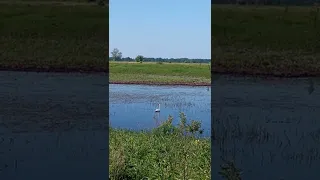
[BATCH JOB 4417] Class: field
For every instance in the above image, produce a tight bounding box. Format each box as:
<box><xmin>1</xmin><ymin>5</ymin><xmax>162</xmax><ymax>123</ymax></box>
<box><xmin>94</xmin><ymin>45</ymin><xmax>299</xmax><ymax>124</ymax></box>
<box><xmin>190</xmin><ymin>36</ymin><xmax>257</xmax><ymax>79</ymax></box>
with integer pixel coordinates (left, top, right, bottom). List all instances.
<box><xmin>0</xmin><ymin>1</ymin><xmax>108</xmax><ymax>72</ymax></box>
<box><xmin>109</xmin><ymin>61</ymin><xmax>211</xmax><ymax>85</ymax></box>
<box><xmin>212</xmin><ymin>5</ymin><xmax>320</xmax><ymax>77</ymax></box>
<box><xmin>109</xmin><ymin>115</ymin><xmax>211</xmax><ymax>180</ymax></box>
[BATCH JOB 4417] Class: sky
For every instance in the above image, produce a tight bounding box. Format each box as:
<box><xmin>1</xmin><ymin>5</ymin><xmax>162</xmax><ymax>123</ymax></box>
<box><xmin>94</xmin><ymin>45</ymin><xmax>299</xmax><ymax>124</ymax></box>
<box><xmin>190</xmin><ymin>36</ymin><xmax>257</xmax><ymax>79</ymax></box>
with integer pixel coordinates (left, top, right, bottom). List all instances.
<box><xmin>109</xmin><ymin>0</ymin><xmax>211</xmax><ymax>59</ymax></box>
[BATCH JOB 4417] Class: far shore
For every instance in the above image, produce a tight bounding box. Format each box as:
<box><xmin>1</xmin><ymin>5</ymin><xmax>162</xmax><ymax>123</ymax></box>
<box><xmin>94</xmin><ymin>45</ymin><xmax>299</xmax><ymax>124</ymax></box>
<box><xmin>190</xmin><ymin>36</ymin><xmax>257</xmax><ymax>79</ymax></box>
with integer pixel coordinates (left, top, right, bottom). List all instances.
<box><xmin>0</xmin><ymin>67</ymin><xmax>108</xmax><ymax>74</ymax></box>
<box><xmin>110</xmin><ymin>81</ymin><xmax>210</xmax><ymax>86</ymax></box>
<box><xmin>212</xmin><ymin>68</ymin><xmax>320</xmax><ymax>78</ymax></box>
<box><xmin>1</xmin><ymin>67</ymin><xmax>320</xmax><ymax>79</ymax></box>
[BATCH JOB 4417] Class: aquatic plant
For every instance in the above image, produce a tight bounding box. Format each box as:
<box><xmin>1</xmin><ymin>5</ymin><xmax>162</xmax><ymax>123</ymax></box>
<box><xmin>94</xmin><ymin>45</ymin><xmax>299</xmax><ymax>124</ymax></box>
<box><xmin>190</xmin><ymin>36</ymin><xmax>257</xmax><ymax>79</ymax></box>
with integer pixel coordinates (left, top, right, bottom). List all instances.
<box><xmin>213</xmin><ymin>111</ymin><xmax>320</xmax><ymax>179</ymax></box>
<box><xmin>219</xmin><ymin>159</ymin><xmax>242</xmax><ymax>180</ymax></box>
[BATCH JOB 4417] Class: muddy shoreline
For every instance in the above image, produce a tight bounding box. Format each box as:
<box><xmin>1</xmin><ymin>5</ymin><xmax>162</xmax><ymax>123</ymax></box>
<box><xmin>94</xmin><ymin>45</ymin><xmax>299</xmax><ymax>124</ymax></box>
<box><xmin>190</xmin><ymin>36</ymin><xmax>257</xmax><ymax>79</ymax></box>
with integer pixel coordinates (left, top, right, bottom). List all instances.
<box><xmin>212</xmin><ymin>67</ymin><xmax>320</xmax><ymax>78</ymax></box>
<box><xmin>110</xmin><ymin>81</ymin><xmax>211</xmax><ymax>86</ymax></box>
<box><xmin>0</xmin><ymin>67</ymin><xmax>108</xmax><ymax>74</ymax></box>
<box><xmin>1</xmin><ymin>67</ymin><xmax>320</xmax><ymax>85</ymax></box>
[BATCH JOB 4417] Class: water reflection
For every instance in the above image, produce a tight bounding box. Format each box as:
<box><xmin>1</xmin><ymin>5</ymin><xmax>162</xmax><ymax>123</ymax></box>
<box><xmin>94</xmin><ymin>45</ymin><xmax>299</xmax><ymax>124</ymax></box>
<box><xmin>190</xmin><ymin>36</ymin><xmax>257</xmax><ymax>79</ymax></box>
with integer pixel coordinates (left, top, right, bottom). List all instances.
<box><xmin>308</xmin><ymin>78</ymin><xmax>315</xmax><ymax>94</ymax></box>
<box><xmin>212</xmin><ymin>75</ymin><xmax>320</xmax><ymax>180</ymax></box>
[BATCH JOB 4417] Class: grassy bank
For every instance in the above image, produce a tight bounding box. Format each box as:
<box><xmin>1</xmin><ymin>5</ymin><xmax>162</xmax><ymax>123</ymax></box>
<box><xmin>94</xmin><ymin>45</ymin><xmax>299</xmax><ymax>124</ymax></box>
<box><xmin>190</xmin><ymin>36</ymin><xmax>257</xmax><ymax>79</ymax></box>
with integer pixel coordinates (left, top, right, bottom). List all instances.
<box><xmin>212</xmin><ymin>5</ymin><xmax>320</xmax><ymax>77</ymax></box>
<box><xmin>0</xmin><ymin>2</ymin><xmax>108</xmax><ymax>72</ymax></box>
<box><xmin>109</xmin><ymin>61</ymin><xmax>211</xmax><ymax>85</ymax></box>
<box><xmin>109</xmin><ymin>113</ymin><xmax>210</xmax><ymax>179</ymax></box>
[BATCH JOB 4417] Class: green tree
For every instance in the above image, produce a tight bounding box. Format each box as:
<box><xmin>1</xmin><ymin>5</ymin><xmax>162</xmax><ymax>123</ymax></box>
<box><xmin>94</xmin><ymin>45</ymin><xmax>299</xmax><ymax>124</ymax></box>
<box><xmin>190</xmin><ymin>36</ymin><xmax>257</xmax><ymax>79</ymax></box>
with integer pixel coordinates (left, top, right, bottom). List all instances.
<box><xmin>110</xmin><ymin>48</ymin><xmax>122</xmax><ymax>61</ymax></box>
<box><xmin>135</xmin><ymin>55</ymin><xmax>144</xmax><ymax>63</ymax></box>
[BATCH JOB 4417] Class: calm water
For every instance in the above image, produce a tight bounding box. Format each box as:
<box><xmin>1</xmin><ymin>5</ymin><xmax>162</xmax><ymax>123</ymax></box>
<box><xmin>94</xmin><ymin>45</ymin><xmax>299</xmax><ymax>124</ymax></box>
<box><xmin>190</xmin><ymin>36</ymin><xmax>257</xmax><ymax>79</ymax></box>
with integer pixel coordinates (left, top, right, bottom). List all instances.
<box><xmin>212</xmin><ymin>75</ymin><xmax>320</xmax><ymax>180</ymax></box>
<box><xmin>109</xmin><ymin>84</ymin><xmax>211</xmax><ymax>135</ymax></box>
<box><xmin>0</xmin><ymin>71</ymin><xmax>108</xmax><ymax>180</ymax></box>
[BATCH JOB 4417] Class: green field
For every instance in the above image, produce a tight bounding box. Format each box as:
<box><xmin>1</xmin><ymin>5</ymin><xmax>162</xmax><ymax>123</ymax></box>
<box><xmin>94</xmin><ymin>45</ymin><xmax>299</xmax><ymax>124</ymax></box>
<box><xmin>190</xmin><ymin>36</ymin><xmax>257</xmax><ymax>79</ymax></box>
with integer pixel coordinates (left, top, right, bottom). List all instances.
<box><xmin>109</xmin><ymin>114</ymin><xmax>210</xmax><ymax>180</ymax></box>
<box><xmin>0</xmin><ymin>2</ymin><xmax>108</xmax><ymax>72</ymax></box>
<box><xmin>212</xmin><ymin>5</ymin><xmax>320</xmax><ymax>76</ymax></box>
<box><xmin>109</xmin><ymin>61</ymin><xmax>211</xmax><ymax>85</ymax></box>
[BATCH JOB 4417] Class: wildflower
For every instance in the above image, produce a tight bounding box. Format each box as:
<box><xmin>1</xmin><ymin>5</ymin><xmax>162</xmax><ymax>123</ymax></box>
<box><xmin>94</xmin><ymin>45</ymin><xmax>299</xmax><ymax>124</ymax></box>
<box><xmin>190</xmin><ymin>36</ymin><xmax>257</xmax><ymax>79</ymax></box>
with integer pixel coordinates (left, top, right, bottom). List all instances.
<box><xmin>194</xmin><ymin>139</ymin><xmax>200</xmax><ymax>145</ymax></box>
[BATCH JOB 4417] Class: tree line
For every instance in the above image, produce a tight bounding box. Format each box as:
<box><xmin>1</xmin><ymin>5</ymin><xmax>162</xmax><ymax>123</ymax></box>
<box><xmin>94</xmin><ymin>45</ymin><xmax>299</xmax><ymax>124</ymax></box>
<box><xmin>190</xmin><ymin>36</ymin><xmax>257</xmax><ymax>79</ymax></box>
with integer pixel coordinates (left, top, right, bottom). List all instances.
<box><xmin>110</xmin><ymin>48</ymin><xmax>211</xmax><ymax>63</ymax></box>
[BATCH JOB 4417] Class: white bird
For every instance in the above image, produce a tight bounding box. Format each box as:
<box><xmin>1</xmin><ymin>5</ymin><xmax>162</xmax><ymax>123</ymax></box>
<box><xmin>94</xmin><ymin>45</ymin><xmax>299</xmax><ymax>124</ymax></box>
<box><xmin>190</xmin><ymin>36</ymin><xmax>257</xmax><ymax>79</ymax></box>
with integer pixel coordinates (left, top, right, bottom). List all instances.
<box><xmin>155</xmin><ymin>104</ymin><xmax>160</xmax><ymax>112</ymax></box>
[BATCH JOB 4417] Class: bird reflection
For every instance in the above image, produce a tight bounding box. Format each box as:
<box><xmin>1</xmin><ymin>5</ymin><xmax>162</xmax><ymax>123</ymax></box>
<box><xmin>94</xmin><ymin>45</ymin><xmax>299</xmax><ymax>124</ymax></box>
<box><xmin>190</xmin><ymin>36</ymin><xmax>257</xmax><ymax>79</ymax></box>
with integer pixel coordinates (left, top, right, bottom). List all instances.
<box><xmin>308</xmin><ymin>78</ymin><xmax>315</xmax><ymax>95</ymax></box>
<box><xmin>153</xmin><ymin>112</ymin><xmax>161</xmax><ymax>127</ymax></box>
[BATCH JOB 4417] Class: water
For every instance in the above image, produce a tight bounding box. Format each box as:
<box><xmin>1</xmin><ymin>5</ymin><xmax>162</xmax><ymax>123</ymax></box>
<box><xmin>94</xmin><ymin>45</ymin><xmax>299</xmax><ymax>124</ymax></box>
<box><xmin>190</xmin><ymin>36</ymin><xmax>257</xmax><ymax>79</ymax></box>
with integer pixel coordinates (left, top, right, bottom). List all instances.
<box><xmin>3</xmin><ymin>71</ymin><xmax>320</xmax><ymax>179</ymax></box>
<box><xmin>1</xmin><ymin>131</ymin><xmax>108</xmax><ymax>179</ymax></box>
<box><xmin>0</xmin><ymin>71</ymin><xmax>108</xmax><ymax>180</ymax></box>
<box><xmin>109</xmin><ymin>84</ymin><xmax>211</xmax><ymax>135</ymax></box>
<box><xmin>212</xmin><ymin>75</ymin><xmax>320</xmax><ymax>180</ymax></box>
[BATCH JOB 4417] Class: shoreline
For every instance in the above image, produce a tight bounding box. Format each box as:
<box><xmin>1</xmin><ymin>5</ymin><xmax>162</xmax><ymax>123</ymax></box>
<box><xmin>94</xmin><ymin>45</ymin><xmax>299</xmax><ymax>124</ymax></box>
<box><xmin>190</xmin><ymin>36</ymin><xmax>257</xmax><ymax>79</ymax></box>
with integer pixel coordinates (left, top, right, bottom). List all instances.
<box><xmin>212</xmin><ymin>68</ymin><xmax>320</xmax><ymax>78</ymax></box>
<box><xmin>1</xmin><ymin>67</ymin><xmax>320</xmax><ymax>81</ymax></box>
<box><xmin>0</xmin><ymin>67</ymin><xmax>108</xmax><ymax>74</ymax></box>
<box><xmin>0</xmin><ymin>1</ymin><xmax>105</xmax><ymax>6</ymax></box>
<box><xmin>110</xmin><ymin>81</ymin><xmax>211</xmax><ymax>87</ymax></box>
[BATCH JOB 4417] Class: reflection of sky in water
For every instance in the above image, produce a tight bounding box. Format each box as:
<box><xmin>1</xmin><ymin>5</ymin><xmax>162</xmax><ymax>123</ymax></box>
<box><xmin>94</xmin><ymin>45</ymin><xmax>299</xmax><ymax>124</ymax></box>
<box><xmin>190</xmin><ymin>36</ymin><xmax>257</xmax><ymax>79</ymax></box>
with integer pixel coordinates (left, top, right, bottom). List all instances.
<box><xmin>109</xmin><ymin>84</ymin><xmax>211</xmax><ymax>134</ymax></box>
<box><xmin>212</xmin><ymin>75</ymin><xmax>320</xmax><ymax>180</ymax></box>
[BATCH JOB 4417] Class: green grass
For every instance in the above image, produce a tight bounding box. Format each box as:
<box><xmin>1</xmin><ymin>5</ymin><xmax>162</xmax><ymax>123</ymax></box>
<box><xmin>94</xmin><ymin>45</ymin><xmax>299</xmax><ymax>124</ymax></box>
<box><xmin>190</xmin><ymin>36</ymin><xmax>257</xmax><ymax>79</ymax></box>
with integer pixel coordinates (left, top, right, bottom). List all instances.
<box><xmin>212</xmin><ymin>5</ymin><xmax>320</xmax><ymax>76</ymax></box>
<box><xmin>0</xmin><ymin>2</ymin><xmax>108</xmax><ymax>72</ymax></box>
<box><xmin>109</xmin><ymin>61</ymin><xmax>211</xmax><ymax>85</ymax></box>
<box><xmin>109</xmin><ymin>114</ymin><xmax>211</xmax><ymax>179</ymax></box>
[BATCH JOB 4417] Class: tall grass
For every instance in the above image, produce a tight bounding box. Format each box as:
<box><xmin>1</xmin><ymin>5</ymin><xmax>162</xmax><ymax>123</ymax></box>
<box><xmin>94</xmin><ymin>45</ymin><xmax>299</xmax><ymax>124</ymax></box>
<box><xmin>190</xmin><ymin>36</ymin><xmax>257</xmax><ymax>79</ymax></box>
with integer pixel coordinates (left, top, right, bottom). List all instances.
<box><xmin>109</xmin><ymin>113</ymin><xmax>211</xmax><ymax>179</ymax></box>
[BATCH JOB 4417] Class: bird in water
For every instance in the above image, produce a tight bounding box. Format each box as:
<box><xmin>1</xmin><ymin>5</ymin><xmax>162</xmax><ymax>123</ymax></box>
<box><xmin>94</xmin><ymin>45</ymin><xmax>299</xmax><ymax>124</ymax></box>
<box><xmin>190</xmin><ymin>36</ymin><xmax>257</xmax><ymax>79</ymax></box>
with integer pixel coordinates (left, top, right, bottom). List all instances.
<box><xmin>155</xmin><ymin>104</ymin><xmax>160</xmax><ymax>112</ymax></box>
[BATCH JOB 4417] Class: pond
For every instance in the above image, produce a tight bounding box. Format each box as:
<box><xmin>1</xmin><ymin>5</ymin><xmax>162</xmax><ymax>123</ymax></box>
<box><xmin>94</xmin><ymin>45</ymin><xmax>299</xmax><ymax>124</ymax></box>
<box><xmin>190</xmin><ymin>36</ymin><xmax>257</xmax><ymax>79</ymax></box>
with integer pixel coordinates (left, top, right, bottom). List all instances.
<box><xmin>109</xmin><ymin>84</ymin><xmax>211</xmax><ymax>136</ymax></box>
<box><xmin>212</xmin><ymin>75</ymin><xmax>320</xmax><ymax>180</ymax></box>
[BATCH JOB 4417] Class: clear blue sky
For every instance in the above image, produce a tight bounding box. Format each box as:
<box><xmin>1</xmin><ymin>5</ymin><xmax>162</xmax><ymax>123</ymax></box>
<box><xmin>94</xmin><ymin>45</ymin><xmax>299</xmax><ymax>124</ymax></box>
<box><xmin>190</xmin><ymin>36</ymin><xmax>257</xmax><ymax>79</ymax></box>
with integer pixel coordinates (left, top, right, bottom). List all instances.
<box><xmin>109</xmin><ymin>0</ymin><xmax>210</xmax><ymax>59</ymax></box>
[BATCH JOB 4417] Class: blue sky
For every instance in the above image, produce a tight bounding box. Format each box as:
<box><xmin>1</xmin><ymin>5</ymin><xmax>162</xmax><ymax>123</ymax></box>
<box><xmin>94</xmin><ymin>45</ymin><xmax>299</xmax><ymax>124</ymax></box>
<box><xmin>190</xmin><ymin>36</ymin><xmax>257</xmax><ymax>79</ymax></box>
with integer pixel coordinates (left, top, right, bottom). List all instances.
<box><xmin>109</xmin><ymin>0</ymin><xmax>210</xmax><ymax>59</ymax></box>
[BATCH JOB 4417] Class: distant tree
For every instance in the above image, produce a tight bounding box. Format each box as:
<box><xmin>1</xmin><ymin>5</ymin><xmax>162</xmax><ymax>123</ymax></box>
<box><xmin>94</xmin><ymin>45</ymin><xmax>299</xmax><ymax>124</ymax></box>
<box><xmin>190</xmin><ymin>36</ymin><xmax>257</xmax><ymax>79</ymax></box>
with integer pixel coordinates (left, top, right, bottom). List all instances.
<box><xmin>135</xmin><ymin>55</ymin><xmax>144</xmax><ymax>63</ymax></box>
<box><xmin>110</xmin><ymin>48</ymin><xmax>122</xmax><ymax>61</ymax></box>
<box><xmin>122</xmin><ymin>57</ymin><xmax>133</xmax><ymax>62</ymax></box>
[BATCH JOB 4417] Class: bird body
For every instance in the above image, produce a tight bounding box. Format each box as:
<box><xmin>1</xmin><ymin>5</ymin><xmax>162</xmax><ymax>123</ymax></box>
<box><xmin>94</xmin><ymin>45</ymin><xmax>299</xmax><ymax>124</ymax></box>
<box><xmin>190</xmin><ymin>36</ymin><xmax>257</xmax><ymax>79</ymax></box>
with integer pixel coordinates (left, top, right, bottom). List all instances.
<box><xmin>155</xmin><ymin>104</ymin><xmax>160</xmax><ymax>112</ymax></box>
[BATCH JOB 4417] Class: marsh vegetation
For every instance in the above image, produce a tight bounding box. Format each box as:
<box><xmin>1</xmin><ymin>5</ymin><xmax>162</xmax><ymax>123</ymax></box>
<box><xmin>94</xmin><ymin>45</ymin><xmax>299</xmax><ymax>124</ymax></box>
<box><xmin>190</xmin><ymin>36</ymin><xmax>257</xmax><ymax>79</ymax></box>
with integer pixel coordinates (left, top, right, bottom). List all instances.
<box><xmin>109</xmin><ymin>61</ymin><xmax>211</xmax><ymax>85</ymax></box>
<box><xmin>109</xmin><ymin>113</ymin><xmax>211</xmax><ymax>180</ymax></box>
